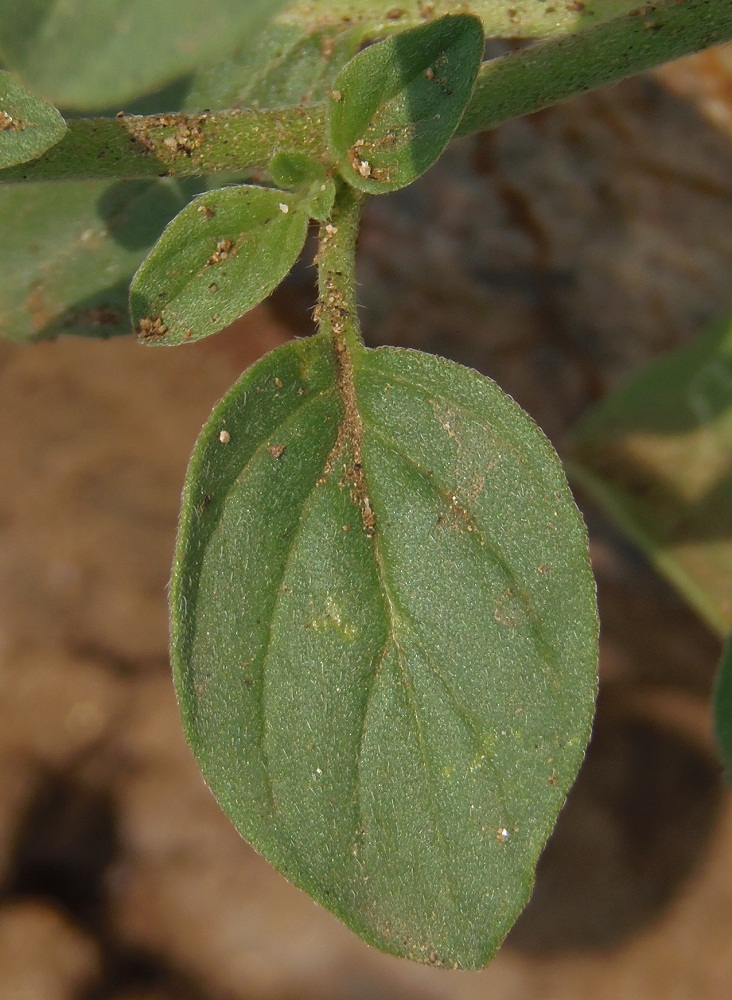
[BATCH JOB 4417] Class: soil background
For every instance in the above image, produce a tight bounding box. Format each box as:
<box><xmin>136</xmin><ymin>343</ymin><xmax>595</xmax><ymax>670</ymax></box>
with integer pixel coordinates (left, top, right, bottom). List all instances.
<box><xmin>2</xmin><ymin>44</ymin><xmax>732</xmax><ymax>1000</ymax></box>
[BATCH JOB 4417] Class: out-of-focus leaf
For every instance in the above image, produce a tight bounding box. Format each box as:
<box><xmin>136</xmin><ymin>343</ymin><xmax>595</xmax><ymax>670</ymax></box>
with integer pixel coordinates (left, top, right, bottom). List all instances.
<box><xmin>329</xmin><ymin>14</ymin><xmax>483</xmax><ymax>193</ymax></box>
<box><xmin>130</xmin><ymin>186</ymin><xmax>309</xmax><ymax>346</ymax></box>
<box><xmin>186</xmin><ymin>21</ymin><xmax>365</xmax><ymax>111</ymax></box>
<box><xmin>0</xmin><ymin>0</ymin><xmax>288</xmax><ymax>110</ymax></box>
<box><xmin>0</xmin><ymin>178</ymin><xmax>200</xmax><ymax>342</ymax></box>
<box><xmin>567</xmin><ymin>315</ymin><xmax>732</xmax><ymax>637</ymax></box>
<box><xmin>0</xmin><ymin>71</ymin><xmax>66</xmax><ymax>168</ymax></box>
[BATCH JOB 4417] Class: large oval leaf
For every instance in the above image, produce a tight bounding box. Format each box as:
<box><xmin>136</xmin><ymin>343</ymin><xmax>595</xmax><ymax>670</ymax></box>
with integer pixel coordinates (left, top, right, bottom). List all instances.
<box><xmin>0</xmin><ymin>71</ymin><xmax>66</xmax><ymax>168</ymax></box>
<box><xmin>172</xmin><ymin>335</ymin><xmax>598</xmax><ymax>967</ymax></box>
<box><xmin>328</xmin><ymin>14</ymin><xmax>483</xmax><ymax>193</ymax></box>
<box><xmin>130</xmin><ymin>186</ymin><xmax>309</xmax><ymax>346</ymax></box>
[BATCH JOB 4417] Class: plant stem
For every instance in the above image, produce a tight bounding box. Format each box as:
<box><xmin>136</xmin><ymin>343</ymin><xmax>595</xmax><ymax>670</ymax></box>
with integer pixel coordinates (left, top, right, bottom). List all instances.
<box><xmin>2</xmin><ymin>0</ymin><xmax>731</xmax><ymax>185</ymax></box>
<box><xmin>315</xmin><ymin>181</ymin><xmax>375</xmax><ymax>535</ymax></box>
<box><xmin>0</xmin><ymin>106</ymin><xmax>328</xmax><ymax>183</ymax></box>
<box><xmin>458</xmin><ymin>0</ymin><xmax>732</xmax><ymax>137</ymax></box>
<box><xmin>316</xmin><ymin>181</ymin><xmax>366</xmax><ymax>356</ymax></box>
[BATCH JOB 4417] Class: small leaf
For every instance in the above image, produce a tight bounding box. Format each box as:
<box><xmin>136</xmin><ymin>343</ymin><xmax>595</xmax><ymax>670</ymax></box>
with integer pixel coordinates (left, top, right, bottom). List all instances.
<box><xmin>714</xmin><ymin>635</ymin><xmax>732</xmax><ymax>782</ymax></box>
<box><xmin>328</xmin><ymin>14</ymin><xmax>483</xmax><ymax>193</ymax></box>
<box><xmin>0</xmin><ymin>71</ymin><xmax>66</xmax><ymax>168</ymax></box>
<box><xmin>172</xmin><ymin>335</ymin><xmax>598</xmax><ymax>967</ymax></box>
<box><xmin>0</xmin><ymin>178</ymin><xmax>200</xmax><ymax>343</ymax></box>
<box><xmin>0</xmin><ymin>0</ymin><xmax>288</xmax><ymax>110</ymax></box>
<box><xmin>567</xmin><ymin>314</ymin><xmax>732</xmax><ymax>637</ymax></box>
<box><xmin>270</xmin><ymin>151</ymin><xmax>336</xmax><ymax>221</ymax></box>
<box><xmin>130</xmin><ymin>186</ymin><xmax>309</xmax><ymax>346</ymax></box>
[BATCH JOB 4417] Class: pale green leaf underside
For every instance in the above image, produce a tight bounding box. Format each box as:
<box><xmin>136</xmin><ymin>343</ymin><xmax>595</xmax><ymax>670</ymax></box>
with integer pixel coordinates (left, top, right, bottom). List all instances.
<box><xmin>567</xmin><ymin>315</ymin><xmax>732</xmax><ymax>637</ymax></box>
<box><xmin>0</xmin><ymin>71</ymin><xmax>66</xmax><ymax>168</ymax></box>
<box><xmin>130</xmin><ymin>186</ymin><xmax>309</xmax><ymax>346</ymax></box>
<box><xmin>714</xmin><ymin>635</ymin><xmax>732</xmax><ymax>783</ymax></box>
<box><xmin>0</xmin><ymin>0</ymin><xmax>288</xmax><ymax>110</ymax></box>
<box><xmin>0</xmin><ymin>178</ymin><xmax>199</xmax><ymax>343</ymax></box>
<box><xmin>172</xmin><ymin>335</ymin><xmax>598</xmax><ymax>968</ymax></box>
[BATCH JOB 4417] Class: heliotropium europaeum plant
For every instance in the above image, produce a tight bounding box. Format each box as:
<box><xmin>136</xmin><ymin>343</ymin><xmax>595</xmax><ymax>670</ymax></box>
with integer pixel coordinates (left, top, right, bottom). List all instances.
<box><xmin>2</xmin><ymin>0</ymin><xmax>732</xmax><ymax>969</ymax></box>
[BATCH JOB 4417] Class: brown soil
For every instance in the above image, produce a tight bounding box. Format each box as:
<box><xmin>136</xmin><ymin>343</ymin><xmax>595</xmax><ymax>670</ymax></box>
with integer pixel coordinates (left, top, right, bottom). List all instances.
<box><xmin>1</xmin><ymin>45</ymin><xmax>732</xmax><ymax>1000</ymax></box>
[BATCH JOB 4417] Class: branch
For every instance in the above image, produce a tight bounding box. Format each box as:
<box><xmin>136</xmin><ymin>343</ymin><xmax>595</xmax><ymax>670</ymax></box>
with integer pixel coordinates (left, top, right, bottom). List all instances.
<box><xmin>2</xmin><ymin>0</ymin><xmax>731</xmax><ymax>185</ymax></box>
<box><xmin>458</xmin><ymin>0</ymin><xmax>732</xmax><ymax>137</ymax></box>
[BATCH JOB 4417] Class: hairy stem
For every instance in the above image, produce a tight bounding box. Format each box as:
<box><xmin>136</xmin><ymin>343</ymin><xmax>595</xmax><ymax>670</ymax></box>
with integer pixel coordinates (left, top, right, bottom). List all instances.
<box><xmin>1</xmin><ymin>0</ymin><xmax>731</xmax><ymax>185</ymax></box>
<box><xmin>316</xmin><ymin>182</ymin><xmax>375</xmax><ymax>535</ymax></box>
<box><xmin>316</xmin><ymin>181</ymin><xmax>365</xmax><ymax>356</ymax></box>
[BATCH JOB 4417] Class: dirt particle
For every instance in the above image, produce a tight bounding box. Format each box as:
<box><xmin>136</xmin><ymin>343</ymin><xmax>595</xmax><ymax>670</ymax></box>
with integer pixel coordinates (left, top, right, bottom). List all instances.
<box><xmin>268</xmin><ymin>443</ymin><xmax>285</xmax><ymax>459</ymax></box>
<box><xmin>124</xmin><ymin>112</ymin><xmax>208</xmax><ymax>159</ymax></box>
<box><xmin>197</xmin><ymin>203</ymin><xmax>216</xmax><ymax>220</ymax></box>
<box><xmin>331</xmin><ymin>90</ymin><xmax>342</xmax><ymax>102</ymax></box>
<box><xmin>219</xmin><ymin>429</ymin><xmax>231</xmax><ymax>445</ymax></box>
<box><xmin>206</xmin><ymin>239</ymin><xmax>236</xmax><ymax>266</ymax></box>
<box><xmin>136</xmin><ymin>315</ymin><xmax>168</xmax><ymax>341</ymax></box>
<box><xmin>0</xmin><ymin>110</ymin><xmax>23</xmax><ymax>131</ymax></box>
<box><xmin>497</xmin><ymin>827</ymin><xmax>511</xmax><ymax>842</ymax></box>
<box><xmin>208</xmin><ymin>282</ymin><xmax>219</xmax><ymax>293</ymax></box>
<box><xmin>278</xmin><ymin>202</ymin><xmax>290</xmax><ymax>214</ymax></box>
<box><xmin>387</xmin><ymin>8</ymin><xmax>404</xmax><ymax>19</ymax></box>
<box><xmin>424</xmin><ymin>67</ymin><xmax>435</xmax><ymax>81</ymax></box>
<box><xmin>348</xmin><ymin>145</ymin><xmax>373</xmax><ymax>179</ymax></box>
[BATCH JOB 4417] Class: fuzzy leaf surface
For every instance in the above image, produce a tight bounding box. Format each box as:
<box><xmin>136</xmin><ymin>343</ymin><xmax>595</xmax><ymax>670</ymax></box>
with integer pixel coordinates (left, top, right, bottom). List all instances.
<box><xmin>567</xmin><ymin>315</ymin><xmax>732</xmax><ymax>637</ymax></box>
<box><xmin>0</xmin><ymin>178</ymin><xmax>199</xmax><ymax>342</ymax></box>
<box><xmin>130</xmin><ymin>186</ymin><xmax>308</xmax><ymax>346</ymax></box>
<box><xmin>172</xmin><ymin>335</ymin><xmax>598</xmax><ymax>968</ymax></box>
<box><xmin>0</xmin><ymin>71</ymin><xmax>66</xmax><ymax>168</ymax></box>
<box><xmin>329</xmin><ymin>14</ymin><xmax>483</xmax><ymax>193</ymax></box>
<box><xmin>0</xmin><ymin>0</ymin><xmax>287</xmax><ymax>110</ymax></box>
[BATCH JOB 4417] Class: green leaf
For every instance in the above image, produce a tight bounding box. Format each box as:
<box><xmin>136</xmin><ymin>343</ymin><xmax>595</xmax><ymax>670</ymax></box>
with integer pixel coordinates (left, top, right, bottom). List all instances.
<box><xmin>270</xmin><ymin>151</ymin><xmax>336</xmax><ymax>221</ymax></box>
<box><xmin>130</xmin><ymin>185</ymin><xmax>309</xmax><ymax>346</ymax></box>
<box><xmin>0</xmin><ymin>178</ymin><xmax>200</xmax><ymax>342</ymax></box>
<box><xmin>0</xmin><ymin>71</ymin><xmax>66</xmax><ymax>168</ymax></box>
<box><xmin>567</xmin><ymin>314</ymin><xmax>732</xmax><ymax>638</ymax></box>
<box><xmin>328</xmin><ymin>14</ymin><xmax>484</xmax><ymax>193</ymax></box>
<box><xmin>186</xmin><ymin>20</ymin><xmax>365</xmax><ymax>112</ymax></box>
<box><xmin>171</xmin><ymin>335</ymin><xmax>598</xmax><ymax>968</ymax></box>
<box><xmin>714</xmin><ymin>635</ymin><xmax>732</xmax><ymax>782</ymax></box>
<box><xmin>0</xmin><ymin>0</ymin><xmax>288</xmax><ymax>111</ymax></box>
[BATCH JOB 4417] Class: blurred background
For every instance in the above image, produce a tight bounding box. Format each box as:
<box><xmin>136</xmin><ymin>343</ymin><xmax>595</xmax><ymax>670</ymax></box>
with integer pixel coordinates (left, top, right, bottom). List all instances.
<box><xmin>1</xmin><ymin>41</ymin><xmax>732</xmax><ymax>1000</ymax></box>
